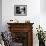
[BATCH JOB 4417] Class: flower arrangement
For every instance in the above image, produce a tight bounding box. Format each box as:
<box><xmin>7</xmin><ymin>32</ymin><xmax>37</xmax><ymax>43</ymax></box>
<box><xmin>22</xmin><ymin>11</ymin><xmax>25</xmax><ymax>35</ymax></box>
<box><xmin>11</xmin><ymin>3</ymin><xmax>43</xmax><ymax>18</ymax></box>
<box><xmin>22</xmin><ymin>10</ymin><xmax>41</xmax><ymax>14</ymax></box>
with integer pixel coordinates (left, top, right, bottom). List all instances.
<box><xmin>36</xmin><ymin>25</ymin><xmax>45</xmax><ymax>41</ymax></box>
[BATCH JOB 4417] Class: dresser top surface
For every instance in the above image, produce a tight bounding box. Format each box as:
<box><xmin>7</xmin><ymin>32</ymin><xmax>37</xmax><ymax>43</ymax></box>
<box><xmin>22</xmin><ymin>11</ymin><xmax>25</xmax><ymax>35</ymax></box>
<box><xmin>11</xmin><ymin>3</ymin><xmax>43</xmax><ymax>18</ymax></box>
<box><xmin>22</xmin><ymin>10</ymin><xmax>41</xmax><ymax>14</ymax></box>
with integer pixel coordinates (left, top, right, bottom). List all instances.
<box><xmin>7</xmin><ymin>23</ymin><xmax>34</xmax><ymax>25</ymax></box>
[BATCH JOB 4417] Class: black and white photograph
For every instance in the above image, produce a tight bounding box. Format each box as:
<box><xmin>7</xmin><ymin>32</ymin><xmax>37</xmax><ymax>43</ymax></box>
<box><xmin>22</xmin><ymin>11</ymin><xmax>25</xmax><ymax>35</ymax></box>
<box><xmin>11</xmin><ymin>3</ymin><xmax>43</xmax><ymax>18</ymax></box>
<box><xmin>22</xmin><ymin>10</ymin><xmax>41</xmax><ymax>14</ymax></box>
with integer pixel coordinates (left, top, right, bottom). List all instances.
<box><xmin>14</xmin><ymin>5</ymin><xmax>27</xmax><ymax>16</ymax></box>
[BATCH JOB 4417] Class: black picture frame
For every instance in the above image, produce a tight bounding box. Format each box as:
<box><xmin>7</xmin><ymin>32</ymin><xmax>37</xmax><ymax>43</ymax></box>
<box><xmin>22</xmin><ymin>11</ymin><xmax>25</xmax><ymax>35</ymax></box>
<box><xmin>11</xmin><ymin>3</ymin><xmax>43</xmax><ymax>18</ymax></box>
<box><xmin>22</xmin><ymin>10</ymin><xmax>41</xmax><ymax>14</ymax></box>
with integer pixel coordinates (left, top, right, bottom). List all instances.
<box><xmin>14</xmin><ymin>5</ymin><xmax>27</xmax><ymax>16</ymax></box>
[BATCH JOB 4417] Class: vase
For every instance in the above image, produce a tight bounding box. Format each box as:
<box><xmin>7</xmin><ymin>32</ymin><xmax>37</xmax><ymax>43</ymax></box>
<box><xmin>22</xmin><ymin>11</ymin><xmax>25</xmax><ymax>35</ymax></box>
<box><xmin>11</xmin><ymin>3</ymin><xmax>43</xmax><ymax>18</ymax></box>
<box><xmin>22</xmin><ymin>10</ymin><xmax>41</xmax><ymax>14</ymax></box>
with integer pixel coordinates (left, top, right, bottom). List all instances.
<box><xmin>39</xmin><ymin>40</ymin><xmax>45</xmax><ymax>46</ymax></box>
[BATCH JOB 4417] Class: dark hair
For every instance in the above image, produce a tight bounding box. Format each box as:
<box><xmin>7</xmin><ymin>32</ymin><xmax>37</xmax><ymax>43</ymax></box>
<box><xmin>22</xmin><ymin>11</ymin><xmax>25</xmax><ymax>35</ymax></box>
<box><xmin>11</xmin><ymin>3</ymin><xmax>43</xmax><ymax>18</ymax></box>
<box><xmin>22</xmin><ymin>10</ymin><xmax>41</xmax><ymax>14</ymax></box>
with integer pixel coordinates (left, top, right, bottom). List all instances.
<box><xmin>1</xmin><ymin>32</ymin><xmax>5</xmax><ymax>41</ymax></box>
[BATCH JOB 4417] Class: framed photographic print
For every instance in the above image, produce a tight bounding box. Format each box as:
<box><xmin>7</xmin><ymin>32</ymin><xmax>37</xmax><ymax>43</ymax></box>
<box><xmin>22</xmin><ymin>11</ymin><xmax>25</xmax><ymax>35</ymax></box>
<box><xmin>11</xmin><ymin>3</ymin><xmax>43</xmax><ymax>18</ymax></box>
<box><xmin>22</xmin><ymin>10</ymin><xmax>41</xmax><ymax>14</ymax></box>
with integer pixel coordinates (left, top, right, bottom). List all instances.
<box><xmin>14</xmin><ymin>5</ymin><xmax>27</xmax><ymax>16</ymax></box>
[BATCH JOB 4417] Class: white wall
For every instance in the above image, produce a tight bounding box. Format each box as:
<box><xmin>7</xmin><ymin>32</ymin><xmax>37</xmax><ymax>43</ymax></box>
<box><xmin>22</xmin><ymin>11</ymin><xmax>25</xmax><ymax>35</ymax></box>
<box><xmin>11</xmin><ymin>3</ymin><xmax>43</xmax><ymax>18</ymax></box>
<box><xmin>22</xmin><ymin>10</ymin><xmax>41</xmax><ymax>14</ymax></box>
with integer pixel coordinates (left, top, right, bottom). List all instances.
<box><xmin>40</xmin><ymin>0</ymin><xmax>46</xmax><ymax>14</ymax></box>
<box><xmin>40</xmin><ymin>0</ymin><xmax>46</xmax><ymax>31</ymax></box>
<box><xmin>0</xmin><ymin>0</ymin><xmax>2</xmax><ymax>32</ymax></box>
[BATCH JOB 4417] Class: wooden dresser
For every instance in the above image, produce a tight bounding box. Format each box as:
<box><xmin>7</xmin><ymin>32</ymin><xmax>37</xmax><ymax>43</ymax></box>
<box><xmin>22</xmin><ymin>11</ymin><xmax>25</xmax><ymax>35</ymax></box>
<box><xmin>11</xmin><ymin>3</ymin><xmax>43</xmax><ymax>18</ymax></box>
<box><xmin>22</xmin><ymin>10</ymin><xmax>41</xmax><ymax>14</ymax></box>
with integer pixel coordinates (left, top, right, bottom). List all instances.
<box><xmin>7</xmin><ymin>23</ymin><xmax>34</xmax><ymax>46</ymax></box>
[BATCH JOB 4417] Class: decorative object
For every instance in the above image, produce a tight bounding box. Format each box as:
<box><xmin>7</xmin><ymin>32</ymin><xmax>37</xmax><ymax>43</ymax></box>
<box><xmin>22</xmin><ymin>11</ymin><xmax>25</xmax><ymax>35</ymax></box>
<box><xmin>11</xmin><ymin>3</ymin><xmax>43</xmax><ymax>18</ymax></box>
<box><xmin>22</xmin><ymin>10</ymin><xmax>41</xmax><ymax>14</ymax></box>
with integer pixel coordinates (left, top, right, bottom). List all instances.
<box><xmin>36</xmin><ymin>25</ymin><xmax>45</xmax><ymax>46</ymax></box>
<box><xmin>8</xmin><ymin>19</ymin><xmax>19</xmax><ymax>23</ymax></box>
<box><xmin>14</xmin><ymin>5</ymin><xmax>27</xmax><ymax>16</ymax></box>
<box><xmin>25</xmin><ymin>20</ymin><xmax>30</xmax><ymax>23</ymax></box>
